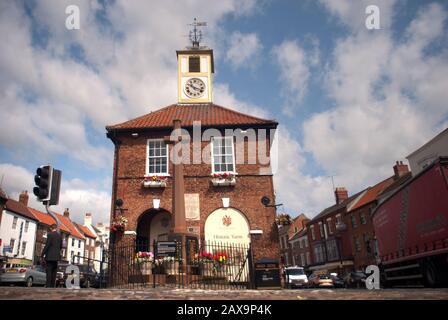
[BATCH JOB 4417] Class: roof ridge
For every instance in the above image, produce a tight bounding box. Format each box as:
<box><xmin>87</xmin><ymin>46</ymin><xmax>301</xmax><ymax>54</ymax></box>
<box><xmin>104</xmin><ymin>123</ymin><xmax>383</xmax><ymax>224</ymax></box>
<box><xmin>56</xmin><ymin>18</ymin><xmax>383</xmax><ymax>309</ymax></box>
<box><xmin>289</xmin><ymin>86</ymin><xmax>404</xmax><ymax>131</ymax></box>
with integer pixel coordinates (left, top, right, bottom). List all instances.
<box><xmin>106</xmin><ymin>103</ymin><xmax>278</xmax><ymax>130</ymax></box>
<box><xmin>210</xmin><ymin>103</ymin><xmax>277</xmax><ymax>124</ymax></box>
<box><xmin>106</xmin><ymin>103</ymin><xmax>177</xmax><ymax>129</ymax></box>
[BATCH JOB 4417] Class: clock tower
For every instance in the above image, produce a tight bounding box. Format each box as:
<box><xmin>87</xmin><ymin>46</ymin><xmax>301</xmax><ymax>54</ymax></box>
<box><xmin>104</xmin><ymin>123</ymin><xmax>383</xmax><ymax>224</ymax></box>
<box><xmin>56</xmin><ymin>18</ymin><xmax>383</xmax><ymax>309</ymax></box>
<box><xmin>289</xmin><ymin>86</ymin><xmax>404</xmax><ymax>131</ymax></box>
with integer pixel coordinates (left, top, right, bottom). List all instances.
<box><xmin>177</xmin><ymin>19</ymin><xmax>214</xmax><ymax>104</ymax></box>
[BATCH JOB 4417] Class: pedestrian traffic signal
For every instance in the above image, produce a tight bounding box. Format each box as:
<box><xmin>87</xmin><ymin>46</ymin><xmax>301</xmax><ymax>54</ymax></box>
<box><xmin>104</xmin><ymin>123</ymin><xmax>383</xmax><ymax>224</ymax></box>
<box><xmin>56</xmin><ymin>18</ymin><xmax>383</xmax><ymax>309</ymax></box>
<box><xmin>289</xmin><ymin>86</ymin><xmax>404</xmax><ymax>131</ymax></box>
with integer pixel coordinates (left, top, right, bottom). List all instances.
<box><xmin>33</xmin><ymin>165</ymin><xmax>62</xmax><ymax>205</ymax></box>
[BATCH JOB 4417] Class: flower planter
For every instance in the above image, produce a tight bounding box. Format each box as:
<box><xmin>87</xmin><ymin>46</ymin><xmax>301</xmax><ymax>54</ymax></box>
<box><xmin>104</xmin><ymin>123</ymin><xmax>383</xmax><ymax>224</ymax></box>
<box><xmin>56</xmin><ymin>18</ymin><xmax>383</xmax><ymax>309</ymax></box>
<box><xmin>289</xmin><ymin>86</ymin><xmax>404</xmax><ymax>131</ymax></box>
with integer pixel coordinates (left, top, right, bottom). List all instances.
<box><xmin>140</xmin><ymin>262</ymin><xmax>153</xmax><ymax>275</ymax></box>
<box><xmin>166</xmin><ymin>261</ymin><xmax>180</xmax><ymax>275</ymax></box>
<box><xmin>211</xmin><ymin>177</ymin><xmax>236</xmax><ymax>187</ymax></box>
<box><xmin>142</xmin><ymin>180</ymin><xmax>167</xmax><ymax>188</ymax></box>
<box><xmin>200</xmin><ymin>261</ymin><xmax>215</xmax><ymax>276</ymax></box>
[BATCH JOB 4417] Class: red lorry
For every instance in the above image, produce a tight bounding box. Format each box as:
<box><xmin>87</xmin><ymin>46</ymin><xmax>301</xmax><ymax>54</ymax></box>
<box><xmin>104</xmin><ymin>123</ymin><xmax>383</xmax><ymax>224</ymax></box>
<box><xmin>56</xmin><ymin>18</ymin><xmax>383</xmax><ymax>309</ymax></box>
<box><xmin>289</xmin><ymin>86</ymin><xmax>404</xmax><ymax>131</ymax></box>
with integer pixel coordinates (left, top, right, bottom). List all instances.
<box><xmin>372</xmin><ymin>157</ymin><xmax>448</xmax><ymax>287</ymax></box>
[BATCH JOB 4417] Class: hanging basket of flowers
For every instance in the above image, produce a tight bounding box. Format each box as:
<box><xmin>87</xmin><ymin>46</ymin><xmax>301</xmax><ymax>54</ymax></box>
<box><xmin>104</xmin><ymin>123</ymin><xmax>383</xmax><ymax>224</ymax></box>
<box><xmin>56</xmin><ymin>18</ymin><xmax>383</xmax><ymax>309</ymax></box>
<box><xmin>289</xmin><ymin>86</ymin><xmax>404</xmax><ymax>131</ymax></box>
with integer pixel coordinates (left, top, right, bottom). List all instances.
<box><xmin>276</xmin><ymin>213</ymin><xmax>291</xmax><ymax>226</ymax></box>
<box><xmin>211</xmin><ymin>172</ymin><xmax>236</xmax><ymax>187</ymax></box>
<box><xmin>111</xmin><ymin>215</ymin><xmax>128</xmax><ymax>233</ymax></box>
<box><xmin>142</xmin><ymin>175</ymin><xmax>168</xmax><ymax>188</ymax></box>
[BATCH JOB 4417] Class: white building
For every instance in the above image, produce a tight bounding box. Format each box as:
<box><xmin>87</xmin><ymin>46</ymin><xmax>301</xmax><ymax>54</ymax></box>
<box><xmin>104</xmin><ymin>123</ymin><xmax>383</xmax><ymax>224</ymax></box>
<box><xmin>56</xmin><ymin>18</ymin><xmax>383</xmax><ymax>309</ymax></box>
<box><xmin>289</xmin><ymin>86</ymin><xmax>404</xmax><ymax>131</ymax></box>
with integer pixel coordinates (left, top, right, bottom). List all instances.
<box><xmin>60</xmin><ymin>209</ymin><xmax>85</xmax><ymax>264</ymax></box>
<box><xmin>92</xmin><ymin>222</ymin><xmax>110</xmax><ymax>272</ymax></box>
<box><xmin>0</xmin><ymin>196</ymin><xmax>38</xmax><ymax>264</ymax></box>
<box><xmin>407</xmin><ymin>128</ymin><xmax>448</xmax><ymax>175</ymax></box>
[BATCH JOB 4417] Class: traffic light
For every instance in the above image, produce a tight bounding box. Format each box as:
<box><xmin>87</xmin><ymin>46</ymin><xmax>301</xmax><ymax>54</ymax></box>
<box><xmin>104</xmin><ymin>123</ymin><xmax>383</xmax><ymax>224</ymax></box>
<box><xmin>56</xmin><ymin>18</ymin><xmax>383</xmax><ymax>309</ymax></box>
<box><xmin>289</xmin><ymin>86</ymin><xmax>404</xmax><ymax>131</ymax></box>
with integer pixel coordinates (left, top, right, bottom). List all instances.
<box><xmin>33</xmin><ymin>165</ymin><xmax>61</xmax><ymax>205</ymax></box>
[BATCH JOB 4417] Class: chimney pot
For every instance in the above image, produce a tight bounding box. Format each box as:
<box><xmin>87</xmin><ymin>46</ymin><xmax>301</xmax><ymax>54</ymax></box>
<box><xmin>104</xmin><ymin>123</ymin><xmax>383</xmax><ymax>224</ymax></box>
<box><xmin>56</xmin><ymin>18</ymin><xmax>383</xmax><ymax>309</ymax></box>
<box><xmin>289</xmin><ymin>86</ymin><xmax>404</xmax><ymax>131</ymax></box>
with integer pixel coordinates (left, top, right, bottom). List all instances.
<box><xmin>334</xmin><ymin>187</ymin><xmax>348</xmax><ymax>204</ymax></box>
<box><xmin>63</xmin><ymin>208</ymin><xmax>70</xmax><ymax>217</ymax></box>
<box><xmin>393</xmin><ymin>161</ymin><xmax>409</xmax><ymax>179</ymax></box>
<box><xmin>19</xmin><ymin>190</ymin><xmax>29</xmax><ymax>207</ymax></box>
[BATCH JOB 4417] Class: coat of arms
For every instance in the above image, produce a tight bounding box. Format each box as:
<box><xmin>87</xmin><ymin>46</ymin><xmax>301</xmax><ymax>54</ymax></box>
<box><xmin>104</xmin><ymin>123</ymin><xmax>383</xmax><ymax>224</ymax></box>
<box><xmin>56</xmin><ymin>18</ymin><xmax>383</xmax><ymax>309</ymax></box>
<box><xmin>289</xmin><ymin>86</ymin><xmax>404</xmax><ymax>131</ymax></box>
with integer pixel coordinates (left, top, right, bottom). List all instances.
<box><xmin>222</xmin><ymin>215</ymin><xmax>232</xmax><ymax>227</ymax></box>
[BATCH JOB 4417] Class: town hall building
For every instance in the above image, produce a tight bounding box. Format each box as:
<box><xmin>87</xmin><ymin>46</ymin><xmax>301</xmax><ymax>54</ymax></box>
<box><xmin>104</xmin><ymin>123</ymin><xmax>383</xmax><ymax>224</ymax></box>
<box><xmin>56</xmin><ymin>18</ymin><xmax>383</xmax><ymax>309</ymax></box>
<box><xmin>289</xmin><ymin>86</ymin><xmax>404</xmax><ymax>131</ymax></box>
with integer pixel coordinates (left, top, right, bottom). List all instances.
<box><xmin>105</xmin><ymin>28</ymin><xmax>280</xmax><ymax>277</ymax></box>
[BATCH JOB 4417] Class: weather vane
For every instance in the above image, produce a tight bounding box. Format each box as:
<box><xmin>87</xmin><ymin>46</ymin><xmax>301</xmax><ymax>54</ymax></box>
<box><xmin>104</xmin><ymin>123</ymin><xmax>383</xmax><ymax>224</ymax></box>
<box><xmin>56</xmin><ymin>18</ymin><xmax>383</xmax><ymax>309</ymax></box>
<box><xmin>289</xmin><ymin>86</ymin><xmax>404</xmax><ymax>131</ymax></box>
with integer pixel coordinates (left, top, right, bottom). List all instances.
<box><xmin>188</xmin><ymin>18</ymin><xmax>207</xmax><ymax>48</ymax></box>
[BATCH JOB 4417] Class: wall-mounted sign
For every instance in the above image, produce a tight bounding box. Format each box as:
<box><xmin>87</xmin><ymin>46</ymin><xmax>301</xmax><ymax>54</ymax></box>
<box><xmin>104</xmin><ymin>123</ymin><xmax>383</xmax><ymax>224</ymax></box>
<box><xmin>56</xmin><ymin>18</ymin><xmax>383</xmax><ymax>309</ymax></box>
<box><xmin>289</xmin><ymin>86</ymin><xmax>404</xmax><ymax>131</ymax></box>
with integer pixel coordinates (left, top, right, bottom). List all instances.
<box><xmin>204</xmin><ymin>208</ymin><xmax>250</xmax><ymax>245</ymax></box>
<box><xmin>156</xmin><ymin>241</ymin><xmax>177</xmax><ymax>257</ymax></box>
<box><xmin>185</xmin><ymin>193</ymin><xmax>200</xmax><ymax>220</ymax></box>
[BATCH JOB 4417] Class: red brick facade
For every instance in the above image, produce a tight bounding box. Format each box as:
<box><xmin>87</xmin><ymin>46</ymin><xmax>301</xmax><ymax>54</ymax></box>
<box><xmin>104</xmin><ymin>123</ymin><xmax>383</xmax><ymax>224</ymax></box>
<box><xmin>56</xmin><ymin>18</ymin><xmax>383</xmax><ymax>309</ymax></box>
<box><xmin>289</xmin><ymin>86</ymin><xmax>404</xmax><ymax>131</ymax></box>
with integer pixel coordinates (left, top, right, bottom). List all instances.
<box><xmin>307</xmin><ymin>190</ymin><xmax>358</xmax><ymax>275</ymax></box>
<box><xmin>279</xmin><ymin>214</ymin><xmax>309</xmax><ymax>266</ymax></box>
<box><xmin>107</xmin><ymin>109</ymin><xmax>280</xmax><ymax>262</ymax></box>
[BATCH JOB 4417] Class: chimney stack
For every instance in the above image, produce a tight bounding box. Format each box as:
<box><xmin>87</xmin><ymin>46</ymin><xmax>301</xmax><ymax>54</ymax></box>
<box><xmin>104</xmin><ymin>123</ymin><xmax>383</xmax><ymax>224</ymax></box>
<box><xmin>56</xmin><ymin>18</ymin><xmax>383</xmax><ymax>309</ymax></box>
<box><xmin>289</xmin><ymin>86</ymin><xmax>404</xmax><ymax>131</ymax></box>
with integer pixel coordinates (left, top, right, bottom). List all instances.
<box><xmin>84</xmin><ymin>213</ymin><xmax>92</xmax><ymax>226</ymax></box>
<box><xmin>393</xmin><ymin>161</ymin><xmax>409</xmax><ymax>179</ymax></box>
<box><xmin>19</xmin><ymin>190</ymin><xmax>29</xmax><ymax>207</ymax></box>
<box><xmin>63</xmin><ymin>208</ymin><xmax>70</xmax><ymax>218</ymax></box>
<box><xmin>335</xmin><ymin>187</ymin><xmax>348</xmax><ymax>205</ymax></box>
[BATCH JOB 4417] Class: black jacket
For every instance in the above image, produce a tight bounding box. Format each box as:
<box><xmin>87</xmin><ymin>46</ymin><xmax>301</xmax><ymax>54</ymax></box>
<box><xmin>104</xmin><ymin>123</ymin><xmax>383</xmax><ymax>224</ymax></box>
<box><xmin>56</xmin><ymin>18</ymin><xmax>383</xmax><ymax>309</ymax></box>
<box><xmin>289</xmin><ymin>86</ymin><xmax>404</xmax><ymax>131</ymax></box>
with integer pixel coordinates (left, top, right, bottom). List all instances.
<box><xmin>42</xmin><ymin>231</ymin><xmax>62</xmax><ymax>262</ymax></box>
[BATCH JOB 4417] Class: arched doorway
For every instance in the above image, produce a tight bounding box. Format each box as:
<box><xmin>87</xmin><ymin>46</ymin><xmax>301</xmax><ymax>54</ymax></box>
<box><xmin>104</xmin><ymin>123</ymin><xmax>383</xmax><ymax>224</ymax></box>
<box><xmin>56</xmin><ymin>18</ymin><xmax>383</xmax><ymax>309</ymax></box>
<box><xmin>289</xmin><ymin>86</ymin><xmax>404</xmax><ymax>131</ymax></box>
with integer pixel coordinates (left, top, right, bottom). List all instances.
<box><xmin>136</xmin><ymin>209</ymin><xmax>171</xmax><ymax>251</ymax></box>
<box><xmin>204</xmin><ymin>207</ymin><xmax>250</xmax><ymax>246</ymax></box>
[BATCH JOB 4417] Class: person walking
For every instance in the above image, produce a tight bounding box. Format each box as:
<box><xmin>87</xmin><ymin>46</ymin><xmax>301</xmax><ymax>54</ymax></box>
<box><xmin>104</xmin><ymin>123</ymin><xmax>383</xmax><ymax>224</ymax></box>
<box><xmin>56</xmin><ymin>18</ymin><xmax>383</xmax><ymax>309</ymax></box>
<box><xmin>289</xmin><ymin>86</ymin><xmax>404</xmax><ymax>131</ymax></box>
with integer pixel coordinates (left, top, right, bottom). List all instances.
<box><xmin>41</xmin><ymin>224</ymin><xmax>62</xmax><ymax>288</ymax></box>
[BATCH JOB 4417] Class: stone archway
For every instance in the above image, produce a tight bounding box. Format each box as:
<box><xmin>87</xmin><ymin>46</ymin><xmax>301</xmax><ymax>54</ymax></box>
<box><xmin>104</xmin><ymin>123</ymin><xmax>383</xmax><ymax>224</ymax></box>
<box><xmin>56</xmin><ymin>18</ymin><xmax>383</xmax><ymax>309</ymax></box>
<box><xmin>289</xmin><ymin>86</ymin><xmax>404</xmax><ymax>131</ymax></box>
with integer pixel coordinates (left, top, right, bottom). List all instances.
<box><xmin>204</xmin><ymin>207</ymin><xmax>250</xmax><ymax>246</ymax></box>
<box><xmin>136</xmin><ymin>209</ymin><xmax>171</xmax><ymax>251</ymax></box>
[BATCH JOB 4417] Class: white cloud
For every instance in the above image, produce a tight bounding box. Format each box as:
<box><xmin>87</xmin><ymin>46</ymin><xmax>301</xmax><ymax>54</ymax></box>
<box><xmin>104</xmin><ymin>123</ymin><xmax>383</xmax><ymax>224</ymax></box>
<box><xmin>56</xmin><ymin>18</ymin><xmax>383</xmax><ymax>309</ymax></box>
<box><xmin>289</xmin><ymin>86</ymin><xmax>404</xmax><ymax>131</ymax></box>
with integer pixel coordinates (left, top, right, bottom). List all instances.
<box><xmin>225</xmin><ymin>31</ymin><xmax>262</xmax><ymax>69</ymax></box>
<box><xmin>318</xmin><ymin>0</ymin><xmax>396</xmax><ymax>31</ymax></box>
<box><xmin>303</xmin><ymin>2</ymin><xmax>448</xmax><ymax>196</ymax></box>
<box><xmin>0</xmin><ymin>0</ymin><xmax>262</xmax><ymax>167</ymax></box>
<box><xmin>0</xmin><ymin>163</ymin><xmax>111</xmax><ymax>224</ymax></box>
<box><xmin>272</xmin><ymin>39</ymin><xmax>317</xmax><ymax>115</ymax></box>
<box><xmin>273</xmin><ymin>127</ymin><xmax>334</xmax><ymax>216</ymax></box>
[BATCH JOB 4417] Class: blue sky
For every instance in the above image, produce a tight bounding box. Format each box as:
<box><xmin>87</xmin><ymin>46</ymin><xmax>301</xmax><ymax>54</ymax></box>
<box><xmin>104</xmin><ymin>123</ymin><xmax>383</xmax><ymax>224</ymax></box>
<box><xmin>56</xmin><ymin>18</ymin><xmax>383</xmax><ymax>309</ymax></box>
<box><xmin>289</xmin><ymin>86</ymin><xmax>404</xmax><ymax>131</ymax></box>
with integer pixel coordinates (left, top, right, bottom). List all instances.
<box><xmin>0</xmin><ymin>0</ymin><xmax>447</xmax><ymax>224</ymax></box>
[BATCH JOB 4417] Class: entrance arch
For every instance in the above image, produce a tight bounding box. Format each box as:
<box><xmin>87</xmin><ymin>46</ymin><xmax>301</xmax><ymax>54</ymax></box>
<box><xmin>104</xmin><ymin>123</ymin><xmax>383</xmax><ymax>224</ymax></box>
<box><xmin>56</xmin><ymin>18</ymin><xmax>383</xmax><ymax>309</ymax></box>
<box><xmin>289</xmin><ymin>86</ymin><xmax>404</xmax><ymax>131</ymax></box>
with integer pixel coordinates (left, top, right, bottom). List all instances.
<box><xmin>136</xmin><ymin>209</ymin><xmax>171</xmax><ymax>251</ymax></box>
<box><xmin>204</xmin><ymin>207</ymin><xmax>250</xmax><ymax>246</ymax></box>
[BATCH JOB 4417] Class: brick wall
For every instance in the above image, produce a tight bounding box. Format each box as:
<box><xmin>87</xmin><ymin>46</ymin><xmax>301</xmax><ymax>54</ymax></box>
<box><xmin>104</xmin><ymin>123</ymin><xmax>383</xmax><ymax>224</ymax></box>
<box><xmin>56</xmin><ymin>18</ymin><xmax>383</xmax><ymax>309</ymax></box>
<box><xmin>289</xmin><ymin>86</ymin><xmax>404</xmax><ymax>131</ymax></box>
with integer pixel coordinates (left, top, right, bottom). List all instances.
<box><xmin>110</xmin><ymin>128</ymin><xmax>280</xmax><ymax>262</ymax></box>
<box><xmin>345</xmin><ymin>204</ymin><xmax>377</xmax><ymax>270</ymax></box>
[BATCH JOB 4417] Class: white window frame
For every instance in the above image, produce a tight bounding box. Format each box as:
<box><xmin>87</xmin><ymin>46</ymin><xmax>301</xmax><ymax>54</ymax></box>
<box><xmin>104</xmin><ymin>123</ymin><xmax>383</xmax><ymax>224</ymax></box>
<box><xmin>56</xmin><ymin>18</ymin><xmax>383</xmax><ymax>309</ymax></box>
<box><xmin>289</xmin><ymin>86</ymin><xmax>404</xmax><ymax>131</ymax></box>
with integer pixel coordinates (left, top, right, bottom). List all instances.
<box><xmin>310</xmin><ymin>225</ymin><xmax>315</xmax><ymax>241</ymax></box>
<box><xmin>336</xmin><ymin>214</ymin><xmax>342</xmax><ymax>225</ymax></box>
<box><xmin>12</xmin><ymin>216</ymin><xmax>18</xmax><ymax>229</ymax></box>
<box><xmin>21</xmin><ymin>241</ymin><xmax>27</xmax><ymax>256</ymax></box>
<box><xmin>319</xmin><ymin>221</ymin><xmax>324</xmax><ymax>238</ymax></box>
<box><xmin>146</xmin><ymin>139</ymin><xmax>170</xmax><ymax>176</ymax></box>
<box><xmin>25</xmin><ymin>221</ymin><xmax>29</xmax><ymax>233</ymax></box>
<box><xmin>327</xmin><ymin>217</ymin><xmax>333</xmax><ymax>234</ymax></box>
<box><xmin>210</xmin><ymin>136</ymin><xmax>237</xmax><ymax>175</ymax></box>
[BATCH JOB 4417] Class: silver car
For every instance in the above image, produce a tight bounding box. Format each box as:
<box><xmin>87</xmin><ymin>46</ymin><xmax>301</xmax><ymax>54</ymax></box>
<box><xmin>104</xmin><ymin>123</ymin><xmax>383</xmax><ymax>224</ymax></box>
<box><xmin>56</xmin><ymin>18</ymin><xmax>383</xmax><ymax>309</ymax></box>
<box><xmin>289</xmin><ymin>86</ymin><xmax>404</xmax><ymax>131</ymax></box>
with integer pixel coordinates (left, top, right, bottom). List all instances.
<box><xmin>0</xmin><ymin>265</ymin><xmax>47</xmax><ymax>287</ymax></box>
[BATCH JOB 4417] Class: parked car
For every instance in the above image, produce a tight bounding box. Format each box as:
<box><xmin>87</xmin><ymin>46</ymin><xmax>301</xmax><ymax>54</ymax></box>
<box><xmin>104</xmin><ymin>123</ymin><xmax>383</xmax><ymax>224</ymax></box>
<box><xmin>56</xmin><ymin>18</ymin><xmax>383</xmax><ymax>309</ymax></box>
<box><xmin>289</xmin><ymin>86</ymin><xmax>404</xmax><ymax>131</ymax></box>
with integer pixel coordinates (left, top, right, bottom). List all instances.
<box><xmin>58</xmin><ymin>263</ymin><xmax>97</xmax><ymax>288</ymax></box>
<box><xmin>307</xmin><ymin>272</ymin><xmax>334</xmax><ymax>288</ymax></box>
<box><xmin>330</xmin><ymin>273</ymin><xmax>345</xmax><ymax>288</ymax></box>
<box><xmin>284</xmin><ymin>266</ymin><xmax>308</xmax><ymax>288</ymax></box>
<box><xmin>344</xmin><ymin>271</ymin><xmax>367</xmax><ymax>288</ymax></box>
<box><xmin>0</xmin><ymin>265</ymin><xmax>46</xmax><ymax>287</ymax></box>
<box><xmin>56</xmin><ymin>261</ymin><xmax>71</xmax><ymax>287</ymax></box>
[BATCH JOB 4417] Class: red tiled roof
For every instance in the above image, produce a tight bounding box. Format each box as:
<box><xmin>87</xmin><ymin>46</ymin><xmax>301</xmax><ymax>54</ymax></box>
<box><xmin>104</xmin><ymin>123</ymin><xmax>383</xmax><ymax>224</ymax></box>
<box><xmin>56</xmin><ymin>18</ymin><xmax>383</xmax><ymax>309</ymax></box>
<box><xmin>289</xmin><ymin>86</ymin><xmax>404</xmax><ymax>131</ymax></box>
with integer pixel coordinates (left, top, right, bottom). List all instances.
<box><xmin>106</xmin><ymin>103</ymin><xmax>278</xmax><ymax>130</ymax></box>
<box><xmin>5</xmin><ymin>199</ymin><xmax>38</xmax><ymax>221</ymax></box>
<box><xmin>75</xmin><ymin>223</ymin><xmax>97</xmax><ymax>239</ymax></box>
<box><xmin>59</xmin><ymin>215</ymin><xmax>85</xmax><ymax>240</ymax></box>
<box><xmin>28</xmin><ymin>207</ymin><xmax>71</xmax><ymax>234</ymax></box>
<box><xmin>348</xmin><ymin>177</ymin><xmax>395</xmax><ymax>212</ymax></box>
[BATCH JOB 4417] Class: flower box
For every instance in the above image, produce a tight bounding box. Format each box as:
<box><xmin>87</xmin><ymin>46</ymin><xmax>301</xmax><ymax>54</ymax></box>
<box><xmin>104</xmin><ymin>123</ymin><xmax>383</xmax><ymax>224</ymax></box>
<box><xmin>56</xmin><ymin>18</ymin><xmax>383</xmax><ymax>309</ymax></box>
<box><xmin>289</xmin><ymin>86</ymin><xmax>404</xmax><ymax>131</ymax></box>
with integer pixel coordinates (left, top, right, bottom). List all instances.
<box><xmin>211</xmin><ymin>174</ymin><xmax>236</xmax><ymax>187</ymax></box>
<box><xmin>142</xmin><ymin>180</ymin><xmax>167</xmax><ymax>188</ymax></box>
<box><xmin>276</xmin><ymin>214</ymin><xmax>292</xmax><ymax>226</ymax></box>
<box><xmin>142</xmin><ymin>175</ymin><xmax>168</xmax><ymax>188</ymax></box>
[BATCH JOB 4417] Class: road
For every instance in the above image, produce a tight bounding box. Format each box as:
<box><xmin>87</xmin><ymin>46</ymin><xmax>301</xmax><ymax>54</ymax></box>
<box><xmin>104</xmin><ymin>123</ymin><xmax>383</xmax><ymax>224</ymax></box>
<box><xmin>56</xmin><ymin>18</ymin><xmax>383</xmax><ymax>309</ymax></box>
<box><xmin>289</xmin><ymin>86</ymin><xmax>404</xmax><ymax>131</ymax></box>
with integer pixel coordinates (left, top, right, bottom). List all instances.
<box><xmin>0</xmin><ymin>286</ymin><xmax>447</xmax><ymax>300</ymax></box>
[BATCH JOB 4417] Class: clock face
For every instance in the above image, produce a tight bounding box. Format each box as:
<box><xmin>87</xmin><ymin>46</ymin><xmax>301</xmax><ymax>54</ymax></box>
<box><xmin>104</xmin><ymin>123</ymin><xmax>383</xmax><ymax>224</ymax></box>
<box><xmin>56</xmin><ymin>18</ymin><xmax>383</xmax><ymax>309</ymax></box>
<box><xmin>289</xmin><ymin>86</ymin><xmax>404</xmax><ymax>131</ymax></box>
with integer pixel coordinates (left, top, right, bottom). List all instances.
<box><xmin>184</xmin><ymin>78</ymin><xmax>206</xmax><ymax>98</ymax></box>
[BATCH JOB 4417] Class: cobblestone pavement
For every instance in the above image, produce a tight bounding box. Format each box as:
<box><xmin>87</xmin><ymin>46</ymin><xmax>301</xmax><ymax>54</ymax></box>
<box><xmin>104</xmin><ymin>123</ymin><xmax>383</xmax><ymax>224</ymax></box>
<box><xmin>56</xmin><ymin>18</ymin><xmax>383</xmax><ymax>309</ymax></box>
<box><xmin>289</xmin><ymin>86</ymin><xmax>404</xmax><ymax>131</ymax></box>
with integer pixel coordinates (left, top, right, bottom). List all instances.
<box><xmin>0</xmin><ymin>286</ymin><xmax>448</xmax><ymax>300</ymax></box>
